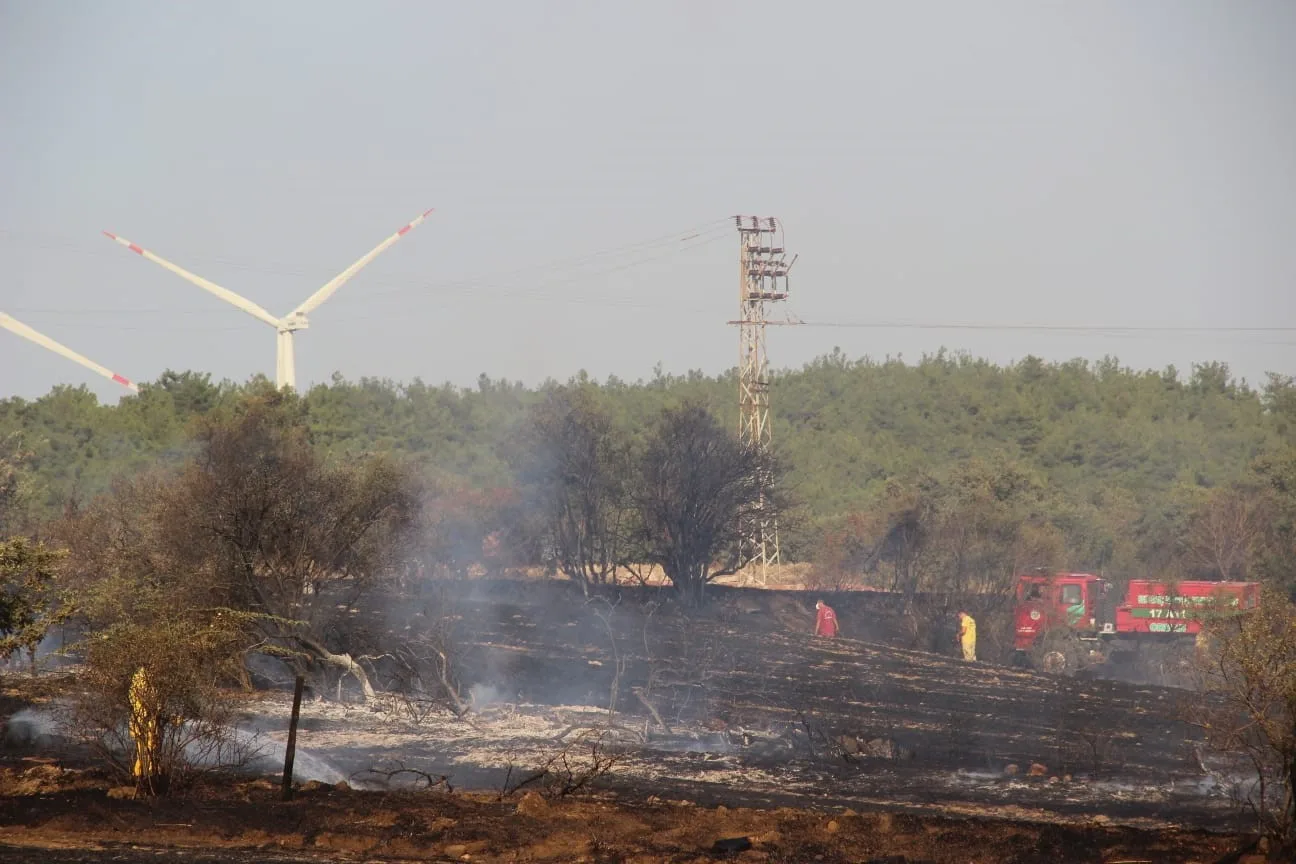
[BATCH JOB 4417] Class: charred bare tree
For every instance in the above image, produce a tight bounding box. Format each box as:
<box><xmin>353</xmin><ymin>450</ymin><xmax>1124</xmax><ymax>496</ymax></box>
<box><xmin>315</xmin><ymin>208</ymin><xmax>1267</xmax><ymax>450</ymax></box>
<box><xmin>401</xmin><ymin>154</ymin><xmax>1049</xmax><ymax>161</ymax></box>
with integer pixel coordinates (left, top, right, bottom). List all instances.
<box><xmin>498</xmin><ymin>728</ymin><xmax>623</xmax><ymax>799</ymax></box>
<box><xmin>633</xmin><ymin>404</ymin><xmax>784</xmax><ymax>606</ymax></box>
<box><xmin>859</xmin><ymin>478</ymin><xmax>939</xmax><ymax>599</ymax></box>
<box><xmin>520</xmin><ymin>389</ymin><xmax>633</xmax><ymax>595</ymax></box>
<box><xmin>587</xmin><ymin>595</ymin><xmax>627</xmax><ymax>716</ymax></box>
<box><xmin>175</xmin><ymin>394</ymin><xmax>418</xmax><ymax>698</ymax></box>
<box><xmin>351</xmin><ymin>760</ymin><xmax>452</xmax><ymax>792</ymax></box>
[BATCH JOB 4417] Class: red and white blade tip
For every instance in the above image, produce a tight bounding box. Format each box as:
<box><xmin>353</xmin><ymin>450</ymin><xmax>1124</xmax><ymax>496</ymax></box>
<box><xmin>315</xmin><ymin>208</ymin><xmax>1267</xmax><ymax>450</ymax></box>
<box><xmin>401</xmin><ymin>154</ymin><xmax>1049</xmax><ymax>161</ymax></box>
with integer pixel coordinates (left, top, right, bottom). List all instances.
<box><xmin>396</xmin><ymin>208</ymin><xmax>435</xmax><ymax>237</ymax></box>
<box><xmin>102</xmin><ymin>231</ymin><xmax>144</xmax><ymax>255</ymax></box>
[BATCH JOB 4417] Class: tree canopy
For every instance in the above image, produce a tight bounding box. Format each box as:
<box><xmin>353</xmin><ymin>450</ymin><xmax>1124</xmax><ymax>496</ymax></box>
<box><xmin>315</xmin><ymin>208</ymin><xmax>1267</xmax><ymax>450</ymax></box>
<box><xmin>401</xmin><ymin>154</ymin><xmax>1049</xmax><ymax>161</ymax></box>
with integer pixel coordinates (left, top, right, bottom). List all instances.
<box><xmin>4</xmin><ymin>352</ymin><xmax>1296</xmax><ymax>589</ymax></box>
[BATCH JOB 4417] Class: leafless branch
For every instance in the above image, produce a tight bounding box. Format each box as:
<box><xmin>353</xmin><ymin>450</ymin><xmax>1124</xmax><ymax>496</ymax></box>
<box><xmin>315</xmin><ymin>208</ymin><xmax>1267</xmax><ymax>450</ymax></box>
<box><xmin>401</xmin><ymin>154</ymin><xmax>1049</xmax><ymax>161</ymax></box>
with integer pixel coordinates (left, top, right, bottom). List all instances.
<box><xmin>352</xmin><ymin>760</ymin><xmax>452</xmax><ymax>792</ymax></box>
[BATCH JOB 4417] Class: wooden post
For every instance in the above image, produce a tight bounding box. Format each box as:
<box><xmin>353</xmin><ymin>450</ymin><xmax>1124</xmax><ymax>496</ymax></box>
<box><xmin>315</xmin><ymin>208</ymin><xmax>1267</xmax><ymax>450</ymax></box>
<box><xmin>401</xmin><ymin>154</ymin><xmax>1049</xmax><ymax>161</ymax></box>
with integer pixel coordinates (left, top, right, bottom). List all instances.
<box><xmin>281</xmin><ymin>675</ymin><xmax>305</xmax><ymax>801</ymax></box>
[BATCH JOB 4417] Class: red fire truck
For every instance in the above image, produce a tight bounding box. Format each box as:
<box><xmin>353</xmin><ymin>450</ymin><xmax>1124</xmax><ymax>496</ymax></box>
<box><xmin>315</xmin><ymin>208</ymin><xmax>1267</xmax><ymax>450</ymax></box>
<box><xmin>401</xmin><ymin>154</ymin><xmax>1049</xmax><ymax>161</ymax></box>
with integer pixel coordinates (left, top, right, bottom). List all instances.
<box><xmin>1013</xmin><ymin>571</ymin><xmax>1260</xmax><ymax>674</ymax></box>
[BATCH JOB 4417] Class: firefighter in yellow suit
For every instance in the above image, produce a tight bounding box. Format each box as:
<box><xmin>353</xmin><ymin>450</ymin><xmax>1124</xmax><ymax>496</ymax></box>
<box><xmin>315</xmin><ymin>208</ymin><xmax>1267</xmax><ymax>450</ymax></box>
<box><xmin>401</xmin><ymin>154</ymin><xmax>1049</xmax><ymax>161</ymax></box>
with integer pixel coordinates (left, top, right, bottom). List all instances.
<box><xmin>128</xmin><ymin>667</ymin><xmax>160</xmax><ymax>788</ymax></box>
<box><xmin>957</xmin><ymin>611</ymin><xmax>977</xmax><ymax>662</ymax></box>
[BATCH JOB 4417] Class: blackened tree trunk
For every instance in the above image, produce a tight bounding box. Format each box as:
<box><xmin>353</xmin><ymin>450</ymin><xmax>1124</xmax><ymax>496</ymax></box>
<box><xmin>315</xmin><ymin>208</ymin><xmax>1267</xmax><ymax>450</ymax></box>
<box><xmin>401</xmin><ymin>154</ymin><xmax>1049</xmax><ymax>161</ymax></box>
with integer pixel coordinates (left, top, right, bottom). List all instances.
<box><xmin>520</xmin><ymin>389</ymin><xmax>633</xmax><ymax>595</ymax></box>
<box><xmin>634</xmin><ymin>404</ymin><xmax>785</xmax><ymax>607</ymax></box>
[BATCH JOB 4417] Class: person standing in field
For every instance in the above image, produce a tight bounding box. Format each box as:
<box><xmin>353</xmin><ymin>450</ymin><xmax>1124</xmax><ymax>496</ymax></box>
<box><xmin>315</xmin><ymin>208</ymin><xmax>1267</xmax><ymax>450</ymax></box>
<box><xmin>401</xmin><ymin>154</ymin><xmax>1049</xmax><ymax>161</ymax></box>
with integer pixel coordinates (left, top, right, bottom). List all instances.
<box><xmin>814</xmin><ymin>599</ymin><xmax>839</xmax><ymax>638</ymax></box>
<box><xmin>957</xmin><ymin>611</ymin><xmax>977</xmax><ymax>662</ymax></box>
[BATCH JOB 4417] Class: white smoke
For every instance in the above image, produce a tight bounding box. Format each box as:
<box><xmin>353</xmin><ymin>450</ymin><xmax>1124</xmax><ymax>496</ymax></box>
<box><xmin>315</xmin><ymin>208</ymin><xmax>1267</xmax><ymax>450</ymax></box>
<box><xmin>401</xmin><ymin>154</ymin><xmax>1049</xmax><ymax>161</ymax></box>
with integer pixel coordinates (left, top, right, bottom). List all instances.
<box><xmin>3</xmin><ymin>706</ymin><xmax>348</xmax><ymax>787</ymax></box>
<box><xmin>4</xmin><ymin>707</ymin><xmax>67</xmax><ymax>746</ymax></box>
<box><xmin>468</xmin><ymin>683</ymin><xmax>509</xmax><ymax>710</ymax></box>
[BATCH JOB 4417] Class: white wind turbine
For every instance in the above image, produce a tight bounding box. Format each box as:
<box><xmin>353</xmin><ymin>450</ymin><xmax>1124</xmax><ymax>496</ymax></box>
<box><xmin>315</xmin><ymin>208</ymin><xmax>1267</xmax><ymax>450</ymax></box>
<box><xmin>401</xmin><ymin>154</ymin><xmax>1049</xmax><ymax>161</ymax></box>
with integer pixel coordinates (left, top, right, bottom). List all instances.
<box><xmin>2</xmin><ymin>311</ymin><xmax>138</xmax><ymax>392</ymax></box>
<box><xmin>103</xmin><ymin>209</ymin><xmax>434</xmax><ymax>390</ymax></box>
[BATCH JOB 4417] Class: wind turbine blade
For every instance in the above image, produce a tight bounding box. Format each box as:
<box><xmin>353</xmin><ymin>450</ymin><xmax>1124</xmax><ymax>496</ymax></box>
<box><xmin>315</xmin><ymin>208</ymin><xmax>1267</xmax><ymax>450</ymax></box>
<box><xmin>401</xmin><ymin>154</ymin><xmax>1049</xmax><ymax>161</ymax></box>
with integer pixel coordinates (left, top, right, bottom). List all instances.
<box><xmin>1</xmin><ymin>312</ymin><xmax>138</xmax><ymax>392</ymax></box>
<box><xmin>102</xmin><ymin>231</ymin><xmax>281</xmax><ymax>328</ymax></box>
<box><xmin>293</xmin><ymin>209</ymin><xmax>434</xmax><ymax>317</ymax></box>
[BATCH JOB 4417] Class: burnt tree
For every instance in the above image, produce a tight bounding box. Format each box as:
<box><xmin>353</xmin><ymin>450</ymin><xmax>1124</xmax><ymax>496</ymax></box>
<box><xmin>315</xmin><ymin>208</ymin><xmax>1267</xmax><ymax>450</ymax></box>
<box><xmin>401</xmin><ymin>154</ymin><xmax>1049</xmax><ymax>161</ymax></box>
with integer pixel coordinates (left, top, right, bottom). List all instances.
<box><xmin>53</xmin><ymin>391</ymin><xmax>421</xmax><ymax>699</ymax></box>
<box><xmin>521</xmin><ymin>389</ymin><xmax>633</xmax><ymax>595</ymax></box>
<box><xmin>633</xmin><ymin>403</ymin><xmax>783</xmax><ymax>606</ymax></box>
<box><xmin>179</xmin><ymin>393</ymin><xmax>418</xmax><ymax>697</ymax></box>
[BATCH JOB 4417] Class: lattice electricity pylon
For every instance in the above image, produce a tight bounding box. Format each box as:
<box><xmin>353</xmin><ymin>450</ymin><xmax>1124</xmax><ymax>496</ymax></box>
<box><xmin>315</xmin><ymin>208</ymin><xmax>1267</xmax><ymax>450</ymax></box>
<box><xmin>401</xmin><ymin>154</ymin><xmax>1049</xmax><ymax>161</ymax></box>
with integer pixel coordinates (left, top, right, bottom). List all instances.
<box><xmin>730</xmin><ymin>216</ymin><xmax>797</xmax><ymax>584</ymax></box>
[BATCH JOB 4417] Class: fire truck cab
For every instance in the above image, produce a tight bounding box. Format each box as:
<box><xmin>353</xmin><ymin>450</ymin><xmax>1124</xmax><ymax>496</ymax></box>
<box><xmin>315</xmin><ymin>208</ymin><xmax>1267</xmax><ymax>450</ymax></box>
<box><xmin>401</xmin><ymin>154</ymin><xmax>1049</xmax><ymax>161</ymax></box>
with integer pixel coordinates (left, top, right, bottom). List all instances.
<box><xmin>1014</xmin><ymin>572</ymin><xmax>1108</xmax><ymax>653</ymax></box>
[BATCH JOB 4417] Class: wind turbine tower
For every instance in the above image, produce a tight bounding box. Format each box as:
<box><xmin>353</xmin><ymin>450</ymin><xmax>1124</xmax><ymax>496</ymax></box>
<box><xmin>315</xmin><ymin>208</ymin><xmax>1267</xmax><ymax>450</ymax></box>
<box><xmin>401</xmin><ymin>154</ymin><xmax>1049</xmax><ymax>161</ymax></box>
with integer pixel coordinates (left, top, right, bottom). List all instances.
<box><xmin>2</xmin><ymin>312</ymin><xmax>138</xmax><ymax>392</ymax></box>
<box><xmin>103</xmin><ymin>209</ymin><xmax>434</xmax><ymax>390</ymax></box>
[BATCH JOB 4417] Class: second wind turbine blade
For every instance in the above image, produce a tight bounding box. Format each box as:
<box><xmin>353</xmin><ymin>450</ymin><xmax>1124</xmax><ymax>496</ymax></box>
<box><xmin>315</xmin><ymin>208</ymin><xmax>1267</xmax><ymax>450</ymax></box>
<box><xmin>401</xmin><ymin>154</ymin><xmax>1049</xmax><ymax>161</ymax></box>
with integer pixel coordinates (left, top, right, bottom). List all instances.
<box><xmin>292</xmin><ymin>209</ymin><xmax>435</xmax><ymax>317</ymax></box>
<box><xmin>1</xmin><ymin>312</ymin><xmax>138</xmax><ymax>392</ymax></box>
<box><xmin>102</xmin><ymin>231</ymin><xmax>282</xmax><ymax>328</ymax></box>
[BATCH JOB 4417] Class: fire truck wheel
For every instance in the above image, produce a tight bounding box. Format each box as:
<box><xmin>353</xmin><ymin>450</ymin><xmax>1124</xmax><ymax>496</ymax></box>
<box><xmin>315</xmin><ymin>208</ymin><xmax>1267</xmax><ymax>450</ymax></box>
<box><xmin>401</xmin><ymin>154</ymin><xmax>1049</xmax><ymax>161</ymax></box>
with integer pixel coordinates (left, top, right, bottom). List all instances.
<box><xmin>1032</xmin><ymin>630</ymin><xmax>1082</xmax><ymax>676</ymax></box>
<box><xmin>1041</xmin><ymin>649</ymin><xmax>1068</xmax><ymax>675</ymax></box>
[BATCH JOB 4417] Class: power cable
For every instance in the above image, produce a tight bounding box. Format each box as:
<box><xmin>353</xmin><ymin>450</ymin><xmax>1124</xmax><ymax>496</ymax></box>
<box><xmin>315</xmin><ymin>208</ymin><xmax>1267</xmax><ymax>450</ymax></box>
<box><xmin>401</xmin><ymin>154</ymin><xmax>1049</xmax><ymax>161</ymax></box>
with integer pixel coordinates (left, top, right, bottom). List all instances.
<box><xmin>9</xmin><ymin>229</ymin><xmax>732</xmax><ymax>322</ymax></box>
<box><xmin>0</xmin><ymin>218</ymin><xmax>730</xmax><ymax>297</ymax></box>
<box><xmin>8</xmin><ymin>222</ymin><xmax>1292</xmax><ymax>340</ymax></box>
<box><xmin>794</xmin><ymin>321</ymin><xmax>1296</xmax><ymax>333</ymax></box>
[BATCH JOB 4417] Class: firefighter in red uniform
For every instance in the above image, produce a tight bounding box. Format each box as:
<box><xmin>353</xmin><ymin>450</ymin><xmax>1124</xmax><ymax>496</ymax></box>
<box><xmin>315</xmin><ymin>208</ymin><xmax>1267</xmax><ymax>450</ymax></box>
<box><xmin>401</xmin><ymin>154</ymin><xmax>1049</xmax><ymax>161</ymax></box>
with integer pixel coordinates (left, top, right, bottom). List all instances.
<box><xmin>814</xmin><ymin>600</ymin><xmax>839</xmax><ymax>638</ymax></box>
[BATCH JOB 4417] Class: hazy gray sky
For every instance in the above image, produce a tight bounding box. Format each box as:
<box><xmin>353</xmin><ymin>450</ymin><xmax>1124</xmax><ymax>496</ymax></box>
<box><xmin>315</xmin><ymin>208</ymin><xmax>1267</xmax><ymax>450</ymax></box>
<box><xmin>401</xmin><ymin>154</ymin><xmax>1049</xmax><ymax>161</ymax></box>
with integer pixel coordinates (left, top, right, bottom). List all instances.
<box><xmin>3</xmin><ymin>1</ymin><xmax>1294</xmax><ymax>402</ymax></box>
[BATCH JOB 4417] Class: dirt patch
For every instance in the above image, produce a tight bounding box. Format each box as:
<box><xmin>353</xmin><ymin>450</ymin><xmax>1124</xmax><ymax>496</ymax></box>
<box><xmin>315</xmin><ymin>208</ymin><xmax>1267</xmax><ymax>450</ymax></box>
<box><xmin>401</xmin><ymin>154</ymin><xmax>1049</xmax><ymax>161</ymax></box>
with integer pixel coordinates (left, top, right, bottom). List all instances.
<box><xmin>0</xmin><ymin>775</ymin><xmax>1245</xmax><ymax>863</ymax></box>
<box><xmin>0</xmin><ymin>761</ymin><xmax>105</xmax><ymax>798</ymax></box>
<box><xmin>1</xmin><ymin>763</ymin><xmax>68</xmax><ymax>796</ymax></box>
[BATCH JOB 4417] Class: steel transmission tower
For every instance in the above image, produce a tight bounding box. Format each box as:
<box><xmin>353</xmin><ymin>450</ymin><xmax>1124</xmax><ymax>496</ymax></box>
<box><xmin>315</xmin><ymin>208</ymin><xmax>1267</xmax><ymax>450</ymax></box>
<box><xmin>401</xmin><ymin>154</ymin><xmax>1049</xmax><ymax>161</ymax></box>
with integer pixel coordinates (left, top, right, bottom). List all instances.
<box><xmin>732</xmin><ymin>216</ymin><xmax>796</xmax><ymax>584</ymax></box>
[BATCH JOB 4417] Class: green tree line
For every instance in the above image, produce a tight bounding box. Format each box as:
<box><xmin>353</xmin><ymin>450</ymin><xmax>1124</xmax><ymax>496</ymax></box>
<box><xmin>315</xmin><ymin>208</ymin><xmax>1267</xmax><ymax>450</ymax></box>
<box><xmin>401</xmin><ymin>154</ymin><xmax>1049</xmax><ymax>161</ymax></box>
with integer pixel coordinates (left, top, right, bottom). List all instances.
<box><xmin>4</xmin><ymin>351</ymin><xmax>1296</xmax><ymax>587</ymax></box>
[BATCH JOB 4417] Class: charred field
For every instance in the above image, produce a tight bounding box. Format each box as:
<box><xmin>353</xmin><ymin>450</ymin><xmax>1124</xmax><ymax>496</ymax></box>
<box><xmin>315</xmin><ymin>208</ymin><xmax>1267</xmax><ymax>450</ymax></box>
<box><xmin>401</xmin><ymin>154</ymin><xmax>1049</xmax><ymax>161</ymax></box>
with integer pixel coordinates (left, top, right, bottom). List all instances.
<box><xmin>364</xmin><ymin>579</ymin><xmax>1237</xmax><ymax>823</ymax></box>
<box><xmin>0</xmin><ymin>578</ymin><xmax>1258</xmax><ymax>862</ymax></box>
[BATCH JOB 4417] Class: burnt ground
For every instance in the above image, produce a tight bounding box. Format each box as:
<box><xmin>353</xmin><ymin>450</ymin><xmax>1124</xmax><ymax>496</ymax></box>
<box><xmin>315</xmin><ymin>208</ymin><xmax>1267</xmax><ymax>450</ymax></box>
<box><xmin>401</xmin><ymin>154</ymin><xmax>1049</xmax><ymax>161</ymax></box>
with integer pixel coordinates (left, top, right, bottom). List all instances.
<box><xmin>366</xmin><ymin>580</ymin><xmax>1239</xmax><ymax>822</ymax></box>
<box><xmin>0</xmin><ymin>577</ymin><xmax>1272</xmax><ymax>862</ymax></box>
<box><xmin>0</xmin><ymin>764</ymin><xmax>1251</xmax><ymax>863</ymax></box>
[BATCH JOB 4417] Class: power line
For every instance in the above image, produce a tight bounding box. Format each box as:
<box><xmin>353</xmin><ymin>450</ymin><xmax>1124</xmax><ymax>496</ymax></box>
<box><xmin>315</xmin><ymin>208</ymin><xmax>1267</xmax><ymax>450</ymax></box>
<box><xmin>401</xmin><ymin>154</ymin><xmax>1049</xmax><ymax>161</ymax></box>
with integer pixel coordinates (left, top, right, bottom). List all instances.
<box><xmin>796</xmin><ymin>321</ymin><xmax>1296</xmax><ymax>333</ymax></box>
<box><xmin>15</xmin><ymin>308</ymin><xmax>1296</xmax><ymax>346</ymax></box>
<box><xmin>357</xmin><ymin>227</ymin><xmax>731</xmax><ymax>303</ymax></box>
<box><xmin>0</xmin><ymin>218</ymin><xmax>731</xmax><ymax>298</ymax></box>
<box><xmin>15</xmin><ymin>308</ymin><xmax>1291</xmax><ymax>335</ymax></box>
<box><xmin>8</xmin><ymin>220</ymin><xmax>1293</xmax><ymax>341</ymax></box>
<box><xmin>10</xmin><ymin>231</ymin><xmax>732</xmax><ymax>323</ymax></box>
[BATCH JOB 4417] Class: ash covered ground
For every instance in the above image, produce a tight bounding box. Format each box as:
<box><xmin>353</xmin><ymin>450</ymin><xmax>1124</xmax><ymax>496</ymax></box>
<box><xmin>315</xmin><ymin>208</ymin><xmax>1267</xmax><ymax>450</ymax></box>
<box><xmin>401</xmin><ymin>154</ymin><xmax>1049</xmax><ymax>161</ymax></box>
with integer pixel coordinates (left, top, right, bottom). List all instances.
<box><xmin>219</xmin><ymin>578</ymin><xmax>1244</xmax><ymax>831</ymax></box>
